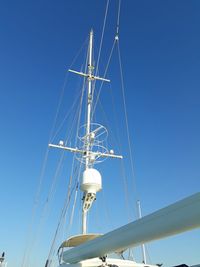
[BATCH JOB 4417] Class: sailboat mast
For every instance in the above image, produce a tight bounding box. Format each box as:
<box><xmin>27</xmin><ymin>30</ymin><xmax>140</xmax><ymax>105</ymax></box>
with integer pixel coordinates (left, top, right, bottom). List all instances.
<box><xmin>85</xmin><ymin>29</ymin><xmax>94</xmax><ymax>169</ymax></box>
<box><xmin>49</xmin><ymin>29</ymin><xmax>121</xmax><ymax>236</ymax></box>
<box><xmin>82</xmin><ymin>29</ymin><xmax>94</xmax><ymax>234</ymax></box>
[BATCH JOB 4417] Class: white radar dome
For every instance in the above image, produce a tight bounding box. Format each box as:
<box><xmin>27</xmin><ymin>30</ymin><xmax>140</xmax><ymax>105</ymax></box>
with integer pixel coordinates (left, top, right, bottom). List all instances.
<box><xmin>81</xmin><ymin>168</ymin><xmax>102</xmax><ymax>194</ymax></box>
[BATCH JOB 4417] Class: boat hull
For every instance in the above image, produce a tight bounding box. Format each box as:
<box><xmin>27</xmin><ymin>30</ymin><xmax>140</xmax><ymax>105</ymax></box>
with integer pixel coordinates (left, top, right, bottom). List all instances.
<box><xmin>59</xmin><ymin>258</ymin><xmax>157</xmax><ymax>267</ymax></box>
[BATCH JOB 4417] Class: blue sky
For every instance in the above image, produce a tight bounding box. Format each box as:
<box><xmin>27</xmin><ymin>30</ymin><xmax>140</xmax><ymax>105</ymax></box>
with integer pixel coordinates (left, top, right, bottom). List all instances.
<box><xmin>0</xmin><ymin>1</ymin><xmax>200</xmax><ymax>267</ymax></box>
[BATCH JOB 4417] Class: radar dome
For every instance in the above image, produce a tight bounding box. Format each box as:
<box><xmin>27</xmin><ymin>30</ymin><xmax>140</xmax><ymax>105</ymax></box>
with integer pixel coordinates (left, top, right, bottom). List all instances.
<box><xmin>81</xmin><ymin>168</ymin><xmax>102</xmax><ymax>194</ymax></box>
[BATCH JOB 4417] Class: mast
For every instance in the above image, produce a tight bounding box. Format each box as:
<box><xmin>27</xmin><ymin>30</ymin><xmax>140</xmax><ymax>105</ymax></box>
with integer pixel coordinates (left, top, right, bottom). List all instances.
<box><xmin>49</xmin><ymin>30</ymin><xmax>122</xmax><ymax>236</ymax></box>
<box><xmin>85</xmin><ymin>29</ymin><xmax>93</xmax><ymax>169</ymax></box>
<box><xmin>82</xmin><ymin>29</ymin><xmax>93</xmax><ymax>234</ymax></box>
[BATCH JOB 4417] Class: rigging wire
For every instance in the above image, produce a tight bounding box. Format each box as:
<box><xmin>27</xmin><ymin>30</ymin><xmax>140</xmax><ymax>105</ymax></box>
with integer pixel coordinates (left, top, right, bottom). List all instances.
<box><xmin>62</xmin><ymin>40</ymin><xmax>89</xmax><ymax>236</ymax></box>
<box><xmin>87</xmin><ymin>0</ymin><xmax>130</xmax><ymax>231</ymax></box>
<box><xmin>117</xmin><ymin>39</ymin><xmax>139</xmax><ymax>205</ymax></box>
<box><xmin>92</xmin><ymin>38</ymin><xmax>116</xmax><ymax>118</ymax></box>
<box><xmin>45</xmin><ymin>41</ymin><xmax>89</xmax><ymax>266</ymax></box>
<box><xmin>92</xmin><ymin>0</ymin><xmax>121</xmax><ymax>117</ymax></box>
<box><xmin>49</xmin><ymin>35</ymin><xmax>89</xmax><ymax>145</ymax></box>
<box><xmin>68</xmin><ymin>181</ymin><xmax>79</xmax><ymax>231</ymax></box>
<box><xmin>21</xmin><ymin>36</ymin><xmax>89</xmax><ymax>267</ymax></box>
<box><xmin>61</xmin><ymin>76</ymin><xmax>86</xmax><ymax>239</ymax></box>
<box><xmin>62</xmin><ymin>161</ymin><xmax>82</xmax><ymax>239</ymax></box>
<box><xmin>95</xmin><ymin>0</ymin><xmax>110</xmax><ymax>77</ymax></box>
<box><xmin>21</xmin><ymin>111</ymin><xmax>70</xmax><ymax>267</ymax></box>
<box><xmin>95</xmin><ymin>87</ymin><xmax>133</xmax><ymax>225</ymax></box>
<box><xmin>38</xmin><ymin>88</ymin><xmax>85</xmax><ymax>235</ymax></box>
<box><xmin>92</xmin><ymin>0</ymin><xmax>112</xmax><ymax>119</ymax></box>
<box><xmin>146</xmin><ymin>246</ymin><xmax>152</xmax><ymax>264</ymax></box>
<box><xmin>115</xmin><ymin>2</ymin><xmax>139</xmax><ymax>210</ymax></box>
<box><xmin>94</xmin><ymin>0</ymin><xmax>138</xmax><ymax>227</ymax></box>
<box><xmin>44</xmin><ymin>100</ymin><xmax>82</xmax><ymax>209</ymax></box>
<box><xmin>116</xmin><ymin>0</ymin><xmax>121</xmax><ymax>36</ymax></box>
<box><xmin>116</xmin><ymin>1</ymin><xmax>143</xmax><ymax>259</ymax></box>
<box><xmin>46</xmin><ymin>171</ymin><xmax>80</xmax><ymax>267</ymax></box>
<box><xmin>46</xmin><ymin>174</ymin><xmax>74</xmax><ymax>267</ymax></box>
<box><xmin>108</xmin><ymin>82</ymin><xmax>133</xmax><ymax>222</ymax></box>
<box><xmin>21</xmin><ymin>147</ymin><xmax>49</xmax><ymax>267</ymax></box>
<box><xmin>30</xmin><ymin>100</ymin><xmax>82</xmax><ymax>261</ymax></box>
<box><xmin>50</xmin><ymin>89</ymin><xmax>82</xmax><ymax>143</ymax></box>
<box><xmin>24</xmin><ymin>150</ymin><xmax>65</xmax><ymax>267</ymax></box>
<box><xmin>46</xmin><ymin>163</ymin><xmax>84</xmax><ymax>266</ymax></box>
<box><xmin>24</xmin><ymin>0</ymin><xmax>141</xmax><ymax>266</ymax></box>
<box><xmin>101</xmin><ymin>189</ymin><xmax>113</xmax><ymax>230</ymax></box>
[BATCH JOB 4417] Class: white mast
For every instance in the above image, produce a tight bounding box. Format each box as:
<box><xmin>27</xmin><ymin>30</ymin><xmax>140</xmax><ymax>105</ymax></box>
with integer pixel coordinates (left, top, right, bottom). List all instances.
<box><xmin>85</xmin><ymin>29</ymin><xmax>93</xmax><ymax>169</ymax></box>
<box><xmin>82</xmin><ymin>29</ymin><xmax>94</xmax><ymax>234</ymax></box>
<box><xmin>49</xmin><ymin>30</ymin><xmax>122</xmax><ymax>236</ymax></box>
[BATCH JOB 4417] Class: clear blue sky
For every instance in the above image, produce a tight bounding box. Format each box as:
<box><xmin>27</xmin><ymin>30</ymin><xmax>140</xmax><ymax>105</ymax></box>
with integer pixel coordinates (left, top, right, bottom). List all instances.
<box><xmin>0</xmin><ymin>1</ymin><xmax>200</xmax><ymax>267</ymax></box>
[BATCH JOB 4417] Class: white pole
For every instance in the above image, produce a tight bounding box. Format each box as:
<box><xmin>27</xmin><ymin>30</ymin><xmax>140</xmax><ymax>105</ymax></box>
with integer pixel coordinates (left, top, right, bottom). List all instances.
<box><xmin>137</xmin><ymin>200</ymin><xmax>147</xmax><ymax>264</ymax></box>
<box><xmin>82</xmin><ymin>211</ymin><xmax>87</xmax><ymax>234</ymax></box>
<box><xmin>85</xmin><ymin>29</ymin><xmax>93</xmax><ymax>169</ymax></box>
<box><xmin>82</xmin><ymin>30</ymin><xmax>94</xmax><ymax>234</ymax></box>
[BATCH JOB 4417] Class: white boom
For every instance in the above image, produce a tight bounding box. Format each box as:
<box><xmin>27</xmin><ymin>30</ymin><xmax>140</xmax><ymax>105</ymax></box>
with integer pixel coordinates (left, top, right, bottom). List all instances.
<box><xmin>63</xmin><ymin>192</ymin><xmax>200</xmax><ymax>263</ymax></box>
